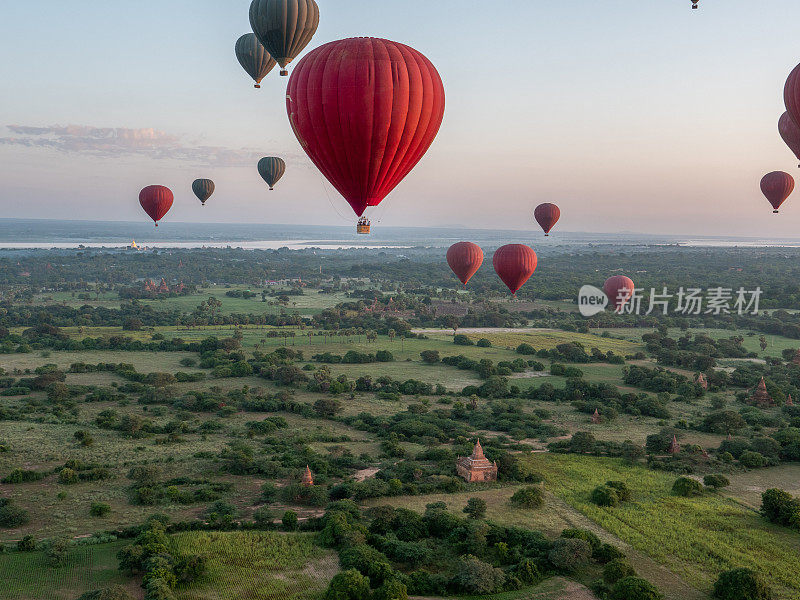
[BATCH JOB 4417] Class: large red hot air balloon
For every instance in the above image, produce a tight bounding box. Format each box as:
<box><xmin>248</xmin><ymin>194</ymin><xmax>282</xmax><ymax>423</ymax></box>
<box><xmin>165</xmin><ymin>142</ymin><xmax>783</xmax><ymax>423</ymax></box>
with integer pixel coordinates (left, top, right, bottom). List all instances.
<box><xmin>447</xmin><ymin>242</ymin><xmax>484</xmax><ymax>287</ymax></box>
<box><xmin>286</xmin><ymin>38</ymin><xmax>445</xmax><ymax>222</ymax></box>
<box><xmin>786</xmin><ymin>63</ymin><xmax>800</xmax><ymax>128</ymax></box>
<box><xmin>604</xmin><ymin>276</ymin><xmax>635</xmax><ymax>312</ymax></box>
<box><xmin>139</xmin><ymin>185</ymin><xmax>174</xmax><ymax>227</ymax></box>
<box><xmin>760</xmin><ymin>171</ymin><xmax>794</xmax><ymax>213</ymax></box>
<box><xmin>779</xmin><ymin>112</ymin><xmax>800</xmax><ymax>168</ymax></box>
<box><xmin>493</xmin><ymin>245</ymin><xmax>537</xmax><ymax>295</ymax></box>
<box><xmin>534</xmin><ymin>203</ymin><xmax>561</xmax><ymax>236</ymax></box>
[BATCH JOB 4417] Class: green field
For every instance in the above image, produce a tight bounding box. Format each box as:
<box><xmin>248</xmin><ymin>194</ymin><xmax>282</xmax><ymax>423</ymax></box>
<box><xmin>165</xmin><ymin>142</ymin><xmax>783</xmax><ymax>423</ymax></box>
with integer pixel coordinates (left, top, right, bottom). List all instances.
<box><xmin>0</xmin><ymin>541</ymin><xmax>134</xmax><ymax>600</ymax></box>
<box><xmin>522</xmin><ymin>453</ymin><xmax>800</xmax><ymax>599</ymax></box>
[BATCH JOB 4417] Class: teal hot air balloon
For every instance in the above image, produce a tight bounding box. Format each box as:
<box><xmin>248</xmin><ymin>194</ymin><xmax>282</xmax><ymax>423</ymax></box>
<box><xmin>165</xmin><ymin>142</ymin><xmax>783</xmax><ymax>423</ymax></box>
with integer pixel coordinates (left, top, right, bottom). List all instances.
<box><xmin>258</xmin><ymin>157</ymin><xmax>286</xmax><ymax>190</ymax></box>
<box><xmin>249</xmin><ymin>0</ymin><xmax>320</xmax><ymax>76</ymax></box>
<box><xmin>235</xmin><ymin>33</ymin><xmax>277</xmax><ymax>88</ymax></box>
<box><xmin>192</xmin><ymin>179</ymin><xmax>215</xmax><ymax>206</ymax></box>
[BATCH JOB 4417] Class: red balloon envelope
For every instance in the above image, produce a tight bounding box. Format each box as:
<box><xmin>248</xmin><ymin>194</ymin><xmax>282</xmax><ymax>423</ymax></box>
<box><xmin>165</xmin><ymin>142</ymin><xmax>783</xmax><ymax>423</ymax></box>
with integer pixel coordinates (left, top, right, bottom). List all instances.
<box><xmin>447</xmin><ymin>242</ymin><xmax>484</xmax><ymax>286</ymax></box>
<box><xmin>493</xmin><ymin>244</ymin><xmax>538</xmax><ymax>295</ymax></box>
<box><xmin>534</xmin><ymin>203</ymin><xmax>561</xmax><ymax>236</ymax></box>
<box><xmin>286</xmin><ymin>37</ymin><xmax>446</xmax><ymax>217</ymax></box>
<box><xmin>760</xmin><ymin>171</ymin><xmax>794</xmax><ymax>213</ymax></box>
<box><xmin>604</xmin><ymin>276</ymin><xmax>635</xmax><ymax>312</ymax></box>
<box><xmin>779</xmin><ymin>112</ymin><xmax>800</xmax><ymax>168</ymax></box>
<box><xmin>139</xmin><ymin>185</ymin><xmax>174</xmax><ymax>227</ymax></box>
<box><xmin>785</xmin><ymin>63</ymin><xmax>800</xmax><ymax>131</ymax></box>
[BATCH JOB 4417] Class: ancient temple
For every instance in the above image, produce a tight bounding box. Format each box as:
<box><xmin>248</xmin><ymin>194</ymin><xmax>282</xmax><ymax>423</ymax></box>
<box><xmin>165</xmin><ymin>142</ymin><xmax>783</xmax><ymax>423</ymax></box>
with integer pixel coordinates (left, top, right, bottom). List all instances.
<box><xmin>793</xmin><ymin>349</ymin><xmax>800</xmax><ymax>366</ymax></box>
<box><xmin>668</xmin><ymin>435</ymin><xmax>681</xmax><ymax>455</ymax></box>
<box><xmin>591</xmin><ymin>409</ymin><xmax>601</xmax><ymax>424</ymax></box>
<box><xmin>456</xmin><ymin>440</ymin><xmax>498</xmax><ymax>482</ymax></box>
<box><xmin>301</xmin><ymin>465</ymin><xmax>314</xmax><ymax>487</ymax></box>
<box><xmin>695</xmin><ymin>373</ymin><xmax>708</xmax><ymax>390</ymax></box>
<box><xmin>787</xmin><ymin>394</ymin><xmax>794</xmax><ymax>407</ymax></box>
<box><xmin>750</xmin><ymin>377</ymin><xmax>774</xmax><ymax>408</ymax></box>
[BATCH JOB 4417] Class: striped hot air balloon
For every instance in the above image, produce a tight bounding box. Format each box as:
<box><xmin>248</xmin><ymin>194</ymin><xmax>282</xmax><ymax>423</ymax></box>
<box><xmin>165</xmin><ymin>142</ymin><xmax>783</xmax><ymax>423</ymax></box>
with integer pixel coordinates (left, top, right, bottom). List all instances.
<box><xmin>258</xmin><ymin>157</ymin><xmax>286</xmax><ymax>190</ymax></box>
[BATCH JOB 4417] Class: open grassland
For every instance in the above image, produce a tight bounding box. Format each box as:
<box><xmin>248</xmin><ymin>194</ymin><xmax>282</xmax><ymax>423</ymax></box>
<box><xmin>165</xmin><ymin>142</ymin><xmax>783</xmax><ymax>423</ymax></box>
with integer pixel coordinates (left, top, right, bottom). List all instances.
<box><xmin>723</xmin><ymin>463</ymin><xmax>800</xmax><ymax>509</ymax></box>
<box><xmin>0</xmin><ymin>541</ymin><xmax>136</xmax><ymax>600</ymax></box>
<box><xmin>594</xmin><ymin>326</ymin><xmax>800</xmax><ymax>359</ymax></box>
<box><xmin>417</xmin><ymin>328</ymin><xmax>642</xmax><ymax>355</ymax></box>
<box><xmin>522</xmin><ymin>453</ymin><xmax>800</xmax><ymax>599</ymax></box>
<box><xmin>171</xmin><ymin>531</ymin><xmax>335</xmax><ymax>600</ymax></box>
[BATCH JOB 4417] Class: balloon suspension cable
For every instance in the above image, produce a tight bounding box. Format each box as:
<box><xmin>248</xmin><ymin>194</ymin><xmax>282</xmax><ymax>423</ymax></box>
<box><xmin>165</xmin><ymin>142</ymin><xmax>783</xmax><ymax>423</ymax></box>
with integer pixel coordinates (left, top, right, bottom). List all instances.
<box><xmin>315</xmin><ymin>170</ymin><xmax>352</xmax><ymax>224</ymax></box>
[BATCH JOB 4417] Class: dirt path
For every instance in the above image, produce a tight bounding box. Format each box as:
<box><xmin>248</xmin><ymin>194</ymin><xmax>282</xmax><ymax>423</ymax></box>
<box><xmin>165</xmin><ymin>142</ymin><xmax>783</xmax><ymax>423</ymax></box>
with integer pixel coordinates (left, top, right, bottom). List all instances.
<box><xmin>411</xmin><ymin>327</ymin><xmax>557</xmax><ymax>335</ymax></box>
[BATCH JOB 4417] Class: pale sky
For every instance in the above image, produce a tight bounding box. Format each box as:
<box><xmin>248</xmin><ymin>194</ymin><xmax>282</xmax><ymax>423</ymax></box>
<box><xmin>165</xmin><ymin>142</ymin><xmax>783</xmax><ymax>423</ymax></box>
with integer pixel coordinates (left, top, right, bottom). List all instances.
<box><xmin>2</xmin><ymin>0</ymin><xmax>800</xmax><ymax>235</ymax></box>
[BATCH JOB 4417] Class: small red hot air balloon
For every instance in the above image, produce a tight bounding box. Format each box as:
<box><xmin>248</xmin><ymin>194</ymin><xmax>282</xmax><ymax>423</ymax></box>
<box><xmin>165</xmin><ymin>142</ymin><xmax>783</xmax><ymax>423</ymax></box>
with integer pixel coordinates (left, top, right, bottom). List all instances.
<box><xmin>760</xmin><ymin>171</ymin><xmax>794</xmax><ymax>213</ymax></box>
<box><xmin>493</xmin><ymin>244</ymin><xmax>537</xmax><ymax>296</ymax></box>
<box><xmin>534</xmin><ymin>203</ymin><xmax>561</xmax><ymax>236</ymax></box>
<box><xmin>779</xmin><ymin>112</ymin><xmax>800</xmax><ymax>168</ymax></box>
<box><xmin>139</xmin><ymin>185</ymin><xmax>174</xmax><ymax>227</ymax></box>
<box><xmin>604</xmin><ymin>276</ymin><xmax>635</xmax><ymax>312</ymax></box>
<box><xmin>447</xmin><ymin>242</ymin><xmax>484</xmax><ymax>287</ymax></box>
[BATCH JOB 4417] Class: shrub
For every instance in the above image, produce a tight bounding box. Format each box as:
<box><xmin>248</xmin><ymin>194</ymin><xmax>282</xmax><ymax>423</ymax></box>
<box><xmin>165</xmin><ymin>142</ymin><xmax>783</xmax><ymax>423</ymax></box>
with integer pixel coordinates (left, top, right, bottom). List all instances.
<box><xmin>712</xmin><ymin>568</ymin><xmax>772</xmax><ymax>600</ymax></box>
<box><xmin>90</xmin><ymin>502</ymin><xmax>111</xmax><ymax>517</ymax></box>
<box><xmin>454</xmin><ymin>335</ymin><xmax>474</xmax><ymax>346</ymax></box>
<box><xmin>605</xmin><ymin>481</ymin><xmax>631</xmax><ymax>501</ymax></box>
<box><xmin>610</xmin><ymin>576</ymin><xmax>664</xmax><ymax>600</ymax></box>
<box><xmin>282</xmin><ymin>510</ymin><xmax>299</xmax><ymax>531</ymax></box>
<box><xmin>561</xmin><ymin>528</ymin><xmax>601</xmax><ymax>551</ymax></box>
<box><xmin>703</xmin><ymin>474</ymin><xmax>730</xmax><ymax>490</ymax></box>
<box><xmin>77</xmin><ymin>585</ymin><xmax>136</xmax><ymax>600</ymax></box>
<box><xmin>672</xmin><ymin>477</ymin><xmax>703</xmax><ymax>497</ymax></box>
<box><xmin>420</xmin><ymin>350</ymin><xmax>440</xmax><ymax>364</ymax></box>
<box><xmin>604</xmin><ymin>559</ymin><xmax>637</xmax><ymax>584</ymax></box>
<box><xmin>373</xmin><ymin>578</ymin><xmax>408</xmax><ymax>600</ymax></box>
<box><xmin>591</xmin><ymin>485</ymin><xmax>619</xmax><ymax>507</ymax></box>
<box><xmin>548</xmin><ymin>538</ymin><xmax>592</xmax><ymax>572</ymax></box>
<box><xmin>594</xmin><ymin>543</ymin><xmax>625</xmax><ymax>564</ymax></box>
<box><xmin>739</xmin><ymin>451</ymin><xmax>767</xmax><ymax>469</ymax></box>
<box><xmin>509</xmin><ymin>487</ymin><xmax>544</xmax><ymax>509</ymax></box>
<box><xmin>47</xmin><ymin>537</ymin><xmax>70</xmax><ymax>567</ymax></box>
<box><xmin>324</xmin><ymin>569</ymin><xmax>371</xmax><ymax>600</ymax></box>
<box><xmin>375</xmin><ymin>350</ymin><xmax>394</xmax><ymax>362</ymax></box>
<box><xmin>476</xmin><ymin>338</ymin><xmax>492</xmax><ymax>348</ymax></box>
<box><xmin>761</xmin><ymin>488</ymin><xmax>800</xmax><ymax>527</ymax></box>
<box><xmin>58</xmin><ymin>468</ymin><xmax>79</xmax><ymax>485</ymax></box>
<box><xmin>516</xmin><ymin>343</ymin><xmax>536</xmax><ymax>355</ymax></box>
<box><xmin>18</xmin><ymin>535</ymin><xmax>36</xmax><ymax>551</ymax></box>
<box><xmin>0</xmin><ymin>501</ymin><xmax>30</xmax><ymax>528</ymax></box>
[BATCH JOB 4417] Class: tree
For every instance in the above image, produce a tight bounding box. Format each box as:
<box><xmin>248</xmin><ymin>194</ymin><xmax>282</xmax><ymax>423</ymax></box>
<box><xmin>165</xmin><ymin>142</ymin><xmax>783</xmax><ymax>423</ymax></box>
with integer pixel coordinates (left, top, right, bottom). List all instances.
<box><xmin>47</xmin><ymin>537</ymin><xmax>70</xmax><ymax>567</ymax></box>
<box><xmin>713</xmin><ymin>568</ymin><xmax>772</xmax><ymax>600</ymax></box>
<box><xmin>463</xmin><ymin>497</ymin><xmax>487</xmax><ymax>519</ymax></box>
<box><xmin>672</xmin><ymin>477</ymin><xmax>703</xmax><ymax>497</ymax></box>
<box><xmin>739</xmin><ymin>451</ymin><xmax>767</xmax><ymax>469</ymax></box>
<box><xmin>610</xmin><ymin>576</ymin><xmax>664</xmax><ymax>600</ymax></box>
<box><xmin>548</xmin><ymin>538</ymin><xmax>592</xmax><ymax>571</ymax></box>
<box><xmin>591</xmin><ymin>485</ymin><xmax>619</xmax><ymax>507</ymax></box>
<box><xmin>314</xmin><ymin>397</ymin><xmax>342</xmax><ymax>418</ymax></box>
<box><xmin>0</xmin><ymin>499</ymin><xmax>30</xmax><ymax>528</ymax></box>
<box><xmin>509</xmin><ymin>487</ymin><xmax>544</xmax><ymax>509</ymax></box>
<box><xmin>373</xmin><ymin>578</ymin><xmax>408</xmax><ymax>600</ymax></box>
<box><xmin>454</xmin><ymin>334</ymin><xmax>474</xmax><ymax>346</ymax></box>
<box><xmin>77</xmin><ymin>586</ymin><xmax>136</xmax><ymax>600</ymax></box>
<box><xmin>90</xmin><ymin>502</ymin><xmax>111</xmax><ymax>517</ymax></box>
<box><xmin>324</xmin><ymin>569</ymin><xmax>371</xmax><ymax>600</ymax></box>
<box><xmin>452</xmin><ymin>555</ymin><xmax>506</xmax><ymax>595</ymax></box>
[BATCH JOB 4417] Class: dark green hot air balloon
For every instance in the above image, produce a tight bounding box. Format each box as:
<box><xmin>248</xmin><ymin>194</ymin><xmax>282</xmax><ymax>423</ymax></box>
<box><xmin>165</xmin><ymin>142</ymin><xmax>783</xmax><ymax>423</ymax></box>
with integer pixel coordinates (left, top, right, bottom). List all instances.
<box><xmin>235</xmin><ymin>33</ymin><xmax>277</xmax><ymax>88</ymax></box>
<box><xmin>192</xmin><ymin>179</ymin><xmax>215</xmax><ymax>206</ymax></box>
<box><xmin>249</xmin><ymin>0</ymin><xmax>320</xmax><ymax>76</ymax></box>
<box><xmin>258</xmin><ymin>157</ymin><xmax>286</xmax><ymax>190</ymax></box>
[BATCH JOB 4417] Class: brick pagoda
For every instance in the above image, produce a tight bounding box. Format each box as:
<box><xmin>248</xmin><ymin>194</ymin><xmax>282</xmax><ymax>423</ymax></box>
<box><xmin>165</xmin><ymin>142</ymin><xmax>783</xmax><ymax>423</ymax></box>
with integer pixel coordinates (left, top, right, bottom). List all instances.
<box><xmin>750</xmin><ymin>377</ymin><xmax>774</xmax><ymax>408</ymax></box>
<box><xmin>456</xmin><ymin>440</ymin><xmax>498</xmax><ymax>483</ymax></box>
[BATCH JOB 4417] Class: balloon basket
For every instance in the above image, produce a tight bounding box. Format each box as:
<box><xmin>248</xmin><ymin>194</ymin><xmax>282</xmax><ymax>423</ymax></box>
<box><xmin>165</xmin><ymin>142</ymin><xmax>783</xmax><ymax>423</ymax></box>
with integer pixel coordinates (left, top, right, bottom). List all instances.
<box><xmin>545</xmin><ymin>233</ymin><xmax>549</xmax><ymax>237</ymax></box>
<box><xmin>269</xmin><ymin>187</ymin><xmax>274</xmax><ymax>191</ymax></box>
<box><xmin>280</xmin><ymin>70</ymin><xmax>288</xmax><ymax>76</ymax></box>
<box><xmin>774</xmin><ymin>210</ymin><xmax>780</xmax><ymax>214</ymax></box>
<box><xmin>254</xmin><ymin>84</ymin><xmax>261</xmax><ymax>89</ymax></box>
<box><xmin>357</xmin><ymin>224</ymin><xmax>371</xmax><ymax>235</ymax></box>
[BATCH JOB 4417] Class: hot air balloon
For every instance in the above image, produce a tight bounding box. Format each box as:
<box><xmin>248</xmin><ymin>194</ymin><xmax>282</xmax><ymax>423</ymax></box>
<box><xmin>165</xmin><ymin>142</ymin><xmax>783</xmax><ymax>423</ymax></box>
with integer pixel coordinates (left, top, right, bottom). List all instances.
<box><xmin>249</xmin><ymin>0</ymin><xmax>319</xmax><ymax>76</ymax></box>
<box><xmin>287</xmin><ymin>38</ymin><xmax>446</xmax><ymax>231</ymax></box>
<box><xmin>761</xmin><ymin>171</ymin><xmax>794</xmax><ymax>213</ymax></box>
<box><xmin>192</xmin><ymin>179</ymin><xmax>215</xmax><ymax>206</ymax></box>
<box><xmin>235</xmin><ymin>33</ymin><xmax>277</xmax><ymax>88</ymax></box>
<box><xmin>785</xmin><ymin>63</ymin><xmax>800</xmax><ymax>128</ymax></box>
<box><xmin>258</xmin><ymin>157</ymin><xmax>286</xmax><ymax>190</ymax></box>
<box><xmin>779</xmin><ymin>112</ymin><xmax>800</xmax><ymax>168</ymax></box>
<box><xmin>603</xmin><ymin>276</ymin><xmax>635</xmax><ymax>312</ymax></box>
<box><xmin>447</xmin><ymin>242</ymin><xmax>484</xmax><ymax>287</ymax></box>
<box><xmin>534</xmin><ymin>203</ymin><xmax>561</xmax><ymax>236</ymax></box>
<box><xmin>493</xmin><ymin>245</ymin><xmax>537</xmax><ymax>296</ymax></box>
<box><xmin>139</xmin><ymin>185</ymin><xmax>174</xmax><ymax>227</ymax></box>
